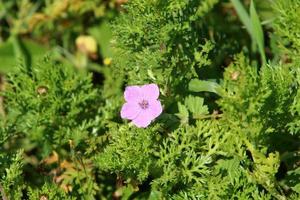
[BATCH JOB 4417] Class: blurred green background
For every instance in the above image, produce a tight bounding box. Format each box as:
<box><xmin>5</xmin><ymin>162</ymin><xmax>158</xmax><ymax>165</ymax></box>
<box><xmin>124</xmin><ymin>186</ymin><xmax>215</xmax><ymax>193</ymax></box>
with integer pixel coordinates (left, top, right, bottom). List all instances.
<box><xmin>0</xmin><ymin>0</ymin><xmax>127</xmax><ymax>74</ymax></box>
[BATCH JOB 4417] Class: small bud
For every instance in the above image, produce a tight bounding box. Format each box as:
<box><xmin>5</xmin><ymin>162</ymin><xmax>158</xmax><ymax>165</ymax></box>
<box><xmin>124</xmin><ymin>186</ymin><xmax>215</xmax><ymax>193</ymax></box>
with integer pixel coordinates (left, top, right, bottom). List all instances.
<box><xmin>37</xmin><ymin>86</ymin><xmax>48</xmax><ymax>96</ymax></box>
<box><xmin>213</xmin><ymin>110</ymin><xmax>219</xmax><ymax>115</ymax></box>
<box><xmin>69</xmin><ymin>140</ymin><xmax>74</xmax><ymax>148</ymax></box>
<box><xmin>230</xmin><ymin>71</ymin><xmax>240</xmax><ymax>81</ymax></box>
<box><xmin>103</xmin><ymin>58</ymin><xmax>112</xmax><ymax>66</ymax></box>
<box><xmin>40</xmin><ymin>195</ymin><xmax>48</xmax><ymax>200</ymax></box>
<box><xmin>76</xmin><ymin>35</ymin><xmax>98</xmax><ymax>55</ymax></box>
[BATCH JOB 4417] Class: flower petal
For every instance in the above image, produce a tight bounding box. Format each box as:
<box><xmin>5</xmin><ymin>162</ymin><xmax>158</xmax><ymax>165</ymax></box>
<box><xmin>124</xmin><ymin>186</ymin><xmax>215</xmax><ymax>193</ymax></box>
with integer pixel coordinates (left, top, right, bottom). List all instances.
<box><xmin>132</xmin><ymin>111</ymin><xmax>153</xmax><ymax>128</ymax></box>
<box><xmin>149</xmin><ymin>100</ymin><xmax>163</xmax><ymax>118</ymax></box>
<box><xmin>121</xmin><ymin>103</ymin><xmax>141</xmax><ymax>120</ymax></box>
<box><xmin>141</xmin><ymin>84</ymin><xmax>159</xmax><ymax>100</ymax></box>
<box><xmin>124</xmin><ymin>86</ymin><xmax>142</xmax><ymax>103</ymax></box>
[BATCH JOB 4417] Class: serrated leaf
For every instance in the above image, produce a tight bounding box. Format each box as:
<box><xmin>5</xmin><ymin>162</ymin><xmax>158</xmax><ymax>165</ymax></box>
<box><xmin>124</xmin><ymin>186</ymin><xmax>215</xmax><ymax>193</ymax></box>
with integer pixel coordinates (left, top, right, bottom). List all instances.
<box><xmin>185</xmin><ymin>95</ymin><xmax>209</xmax><ymax>119</ymax></box>
<box><xmin>176</xmin><ymin>102</ymin><xmax>189</xmax><ymax>124</ymax></box>
<box><xmin>217</xmin><ymin>157</ymin><xmax>241</xmax><ymax>184</ymax></box>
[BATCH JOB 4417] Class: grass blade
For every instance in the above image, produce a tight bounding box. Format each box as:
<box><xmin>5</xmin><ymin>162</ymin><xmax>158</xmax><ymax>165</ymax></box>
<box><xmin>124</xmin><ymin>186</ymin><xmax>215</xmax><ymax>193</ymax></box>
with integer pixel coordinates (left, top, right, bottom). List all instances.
<box><xmin>231</xmin><ymin>0</ymin><xmax>266</xmax><ymax>65</ymax></box>
<box><xmin>231</xmin><ymin>0</ymin><xmax>252</xmax><ymax>35</ymax></box>
<box><xmin>250</xmin><ymin>0</ymin><xmax>266</xmax><ymax>65</ymax></box>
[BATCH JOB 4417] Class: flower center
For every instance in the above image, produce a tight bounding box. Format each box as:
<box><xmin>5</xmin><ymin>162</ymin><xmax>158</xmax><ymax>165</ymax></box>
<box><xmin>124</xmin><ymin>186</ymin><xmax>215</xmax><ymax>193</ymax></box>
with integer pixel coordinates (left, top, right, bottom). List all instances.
<box><xmin>139</xmin><ymin>99</ymin><xmax>149</xmax><ymax>109</ymax></box>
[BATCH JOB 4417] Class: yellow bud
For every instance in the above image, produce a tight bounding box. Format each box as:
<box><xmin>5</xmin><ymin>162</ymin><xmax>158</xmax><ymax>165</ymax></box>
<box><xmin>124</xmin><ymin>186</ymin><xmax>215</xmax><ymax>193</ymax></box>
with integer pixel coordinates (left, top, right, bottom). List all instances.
<box><xmin>51</xmin><ymin>0</ymin><xmax>69</xmax><ymax>17</ymax></box>
<box><xmin>103</xmin><ymin>58</ymin><xmax>112</xmax><ymax>66</ymax></box>
<box><xmin>76</xmin><ymin>35</ymin><xmax>97</xmax><ymax>54</ymax></box>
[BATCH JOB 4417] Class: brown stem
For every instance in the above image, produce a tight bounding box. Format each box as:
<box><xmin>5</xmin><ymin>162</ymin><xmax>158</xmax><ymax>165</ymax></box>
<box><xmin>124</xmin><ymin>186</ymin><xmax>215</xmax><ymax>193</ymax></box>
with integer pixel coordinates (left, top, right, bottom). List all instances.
<box><xmin>0</xmin><ymin>75</ymin><xmax>6</xmax><ymax>118</ymax></box>
<box><xmin>194</xmin><ymin>113</ymin><xmax>223</xmax><ymax>120</ymax></box>
<box><xmin>0</xmin><ymin>182</ymin><xmax>8</xmax><ymax>200</ymax></box>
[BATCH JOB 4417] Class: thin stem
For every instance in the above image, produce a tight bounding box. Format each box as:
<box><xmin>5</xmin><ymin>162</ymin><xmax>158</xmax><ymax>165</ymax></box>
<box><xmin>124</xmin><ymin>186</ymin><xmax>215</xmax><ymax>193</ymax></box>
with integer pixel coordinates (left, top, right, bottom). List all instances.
<box><xmin>0</xmin><ymin>182</ymin><xmax>8</xmax><ymax>200</ymax></box>
<box><xmin>0</xmin><ymin>75</ymin><xmax>6</xmax><ymax>118</ymax></box>
<box><xmin>194</xmin><ymin>113</ymin><xmax>223</xmax><ymax>120</ymax></box>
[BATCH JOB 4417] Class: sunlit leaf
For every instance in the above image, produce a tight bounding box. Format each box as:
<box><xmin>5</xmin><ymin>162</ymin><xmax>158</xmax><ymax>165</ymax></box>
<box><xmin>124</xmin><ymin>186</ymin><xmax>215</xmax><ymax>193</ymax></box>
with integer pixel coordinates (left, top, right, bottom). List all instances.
<box><xmin>189</xmin><ymin>79</ymin><xmax>222</xmax><ymax>96</ymax></box>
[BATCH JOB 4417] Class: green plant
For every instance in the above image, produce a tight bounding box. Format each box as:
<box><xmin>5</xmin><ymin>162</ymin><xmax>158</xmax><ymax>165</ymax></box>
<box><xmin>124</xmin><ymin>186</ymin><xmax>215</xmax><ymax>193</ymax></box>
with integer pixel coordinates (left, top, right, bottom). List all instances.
<box><xmin>1</xmin><ymin>0</ymin><xmax>300</xmax><ymax>199</ymax></box>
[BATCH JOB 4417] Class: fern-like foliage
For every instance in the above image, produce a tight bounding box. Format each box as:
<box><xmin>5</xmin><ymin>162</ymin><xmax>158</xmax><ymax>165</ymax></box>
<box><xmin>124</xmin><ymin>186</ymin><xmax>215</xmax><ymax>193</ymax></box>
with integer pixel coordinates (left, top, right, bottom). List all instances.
<box><xmin>112</xmin><ymin>0</ymin><xmax>219</xmax><ymax>101</ymax></box>
<box><xmin>0</xmin><ymin>150</ymin><xmax>24</xmax><ymax>200</ymax></box>
<box><xmin>3</xmin><ymin>57</ymin><xmax>100</xmax><ymax>156</ymax></box>
<box><xmin>273</xmin><ymin>0</ymin><xmax>300</xmax><ymax>59</ymax></box>
<box><xmin>1</xmin><ymin>0</ymin><xmax>300</xmax><ymax>199</ymax></box>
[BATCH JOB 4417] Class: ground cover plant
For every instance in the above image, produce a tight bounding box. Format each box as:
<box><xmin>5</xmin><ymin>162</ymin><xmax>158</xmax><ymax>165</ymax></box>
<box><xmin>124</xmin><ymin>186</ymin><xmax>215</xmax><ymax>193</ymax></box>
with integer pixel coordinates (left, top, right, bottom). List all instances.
<box><xmin>0</xmin><ymin>0</ymin><xmax>300</xmax><ymax>199</ymax></box>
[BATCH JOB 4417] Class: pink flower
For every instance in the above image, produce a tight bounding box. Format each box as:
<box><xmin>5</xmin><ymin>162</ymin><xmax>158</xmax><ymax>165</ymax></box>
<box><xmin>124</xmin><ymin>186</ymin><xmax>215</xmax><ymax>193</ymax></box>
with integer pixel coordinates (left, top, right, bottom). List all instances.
<box><xmin>121</xmin><ymin>83</ymin><xmax>163</xmax><ymax>128</ymax></box>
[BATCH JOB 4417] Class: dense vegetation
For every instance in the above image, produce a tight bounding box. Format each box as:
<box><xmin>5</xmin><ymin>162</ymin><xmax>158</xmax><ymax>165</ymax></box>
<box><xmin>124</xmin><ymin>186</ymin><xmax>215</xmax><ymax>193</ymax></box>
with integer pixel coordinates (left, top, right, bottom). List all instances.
<box><xmin>0</xmin><ymin>0</ymin><xmax>300</xmax><ymax>199</ymax></box>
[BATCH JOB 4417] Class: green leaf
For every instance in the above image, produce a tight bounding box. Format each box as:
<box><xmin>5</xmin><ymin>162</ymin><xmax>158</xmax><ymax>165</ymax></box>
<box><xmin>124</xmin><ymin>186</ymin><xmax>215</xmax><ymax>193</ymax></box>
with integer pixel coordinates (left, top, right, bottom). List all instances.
<box><xmin>120</xmin><ymin>185</ymin><xmax>135</xmax><ymax>200</ymax></box>
<box><xmin>88</xmin><ymin>21</ymin><xmax>113</xmax><ymax>58</ymax></box>
<box><xmin>217</xmin><ymin>157</ymin><xmax>241</xmax><ymax>184</ymax></box>
<box><xmin>250</xmin><ymin>0</ymin><xmax>266</xmax><ymax>65</ymax></box>
<box><xmin>231</xmin><ymin>0</ymin><xmax>252</xmax><ymax>35</ymax></box>
<box><xmin>11</xmin><ymin>36</ymin><xmax>31</xmax><ymax>69</ymax></box>
<box><xmin>185</xmin><ymin>95</ymin><xmax>209</xmax><ymax>119</ymax></box>
<box><xmin>176</xmin><ymin>102</ymin><xmax>189</xmax><ymax>124</ymax></box>
<box><xmin>292</xmin><ymin>184</ymin><xmax>300</xmax><ymax>194</ymax></box>
<box><xmin>231</xmin><ymin>0</ymin><xmax>266</xmax><ymax>65</ymax></box>
<box><xmin>0</xmin><ymin>39</ymin><xmax>16</xmax><ymax>73</ymax></box>
<box><xmin>148</xmin><ymin>190</ymin><xmax>162</xmax><ymax>200</ymax></box>
<box><xmin>189</xmin><ymin>79</ymin><xmax>222</xmax><ymax>96</ymax></box>
<box><xmin>0</xmin><ymin>37</ymin><xmax>47</xmax><ymax>73</ymax></box>
<box><xmin>22</xmin><ymin>39</ymin><xmax>48</xmax><ymax>64</ymax></box>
